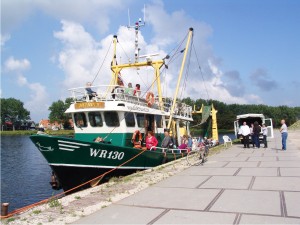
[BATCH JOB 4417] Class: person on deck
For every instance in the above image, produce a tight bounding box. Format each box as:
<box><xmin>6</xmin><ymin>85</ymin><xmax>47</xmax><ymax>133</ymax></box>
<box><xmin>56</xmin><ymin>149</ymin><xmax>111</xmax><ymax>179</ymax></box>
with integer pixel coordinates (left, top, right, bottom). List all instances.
<box><xmin>240</xmin><ymin>122</ymin><xmax>251</xmax><ymax>148</ymax></box>
<box><xmin>161</xmin><ymin>129</ymin><xmax>173</xmax><ymax>148</ymax></box>
<box><xmin>133</xmin><ymin>84</ymin><xmax>141</xmax><ymax>97</ymax></box>
<box><xmin>145</xmin><ymin>131</ymin><xmax>158</xmax><ymax>150</ymax></box>
<box><xmin>125</xmin><ymin>83</ymin><xmax>134</xmax><ymax>95</ymax></box>
<box><xmin>280</xmin><ymin>119</ymin><xmax>288</xmax><ymax>150</ymax></box>
<box><xmin>261</xmin><ymin>123</ymin><xmax>268</xmax><ymax>148</ymax></box>
<box><xmin>85</xmin><ymin>82</ymin><xmax>97</xmax><ymax>100</ymax></box>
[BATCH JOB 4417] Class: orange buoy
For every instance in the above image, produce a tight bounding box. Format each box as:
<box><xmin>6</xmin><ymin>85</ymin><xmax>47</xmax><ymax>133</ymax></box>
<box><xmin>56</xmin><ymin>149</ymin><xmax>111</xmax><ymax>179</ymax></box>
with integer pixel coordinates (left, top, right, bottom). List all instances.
<box><xmin>132</xmin><ymin>130</ymin><xmax>142</xmax><ymax>148</ymax></box>
<box><xmin>146</xmin><ymin>92</ymin><xmax>155</xmax><ymax>107</ymax></box>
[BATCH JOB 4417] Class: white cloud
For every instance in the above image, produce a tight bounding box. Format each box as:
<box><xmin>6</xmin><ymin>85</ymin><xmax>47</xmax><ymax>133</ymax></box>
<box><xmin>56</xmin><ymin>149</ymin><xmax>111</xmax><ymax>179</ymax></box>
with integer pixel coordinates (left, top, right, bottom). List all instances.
<box><xmin>53</xmin><ymin>20</ymin><xmax>171</xmax><ymax>100</ymax></box>
<box><xmin>144</xmin><ymin>0</ymin><xmax>266</xmax><ymax>105</ymax></box>
<box><xmin>1</xmin><ymin>33</ymin><xmax>11</xmax><ymax>46</ymax></box>
<box><xmin>1</xmin><ymin>0</ymin><xmax>130</xmax><ymax>34</ymax></box>
<box><xmin>53</xmin><ymin>20</ymin><xmax>112</xmax><ymax>89</ymax></box>
<box><xmin>146</xmin><ymin>0</ymin><xmax>213</xmax><ymax>49</ymax></box>
<box><xmin>4</xmin><ymin>57</ymin><xmax>31</xmax><ymax>72</ymax></box>
<box><xmin>52</xmin><ymin>1</ymin><xmax>265</xmax><ymax>106</ymax></box>
<box><xmin>1</xmin><ymin>0</ymin><xmax>35</xmax><ymax>34</ymax></box>
<box><xmin>3</xmin><ymin>56</ymin><xmax>49</xmax><ymax>121</ymax></box>
<box><xmin>16</xmin><ymin>74</ymin><xmax>49</xmax><ymax>121</ymax></box>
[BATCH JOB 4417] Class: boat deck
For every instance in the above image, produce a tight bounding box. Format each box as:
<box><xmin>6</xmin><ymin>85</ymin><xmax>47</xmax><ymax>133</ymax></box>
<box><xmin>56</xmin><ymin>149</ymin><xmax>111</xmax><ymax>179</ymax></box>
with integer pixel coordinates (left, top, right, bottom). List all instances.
<box><xmin>69</xmin><ymin>85</ymin><xmax>193</xmax><ymax>118</ymax></box>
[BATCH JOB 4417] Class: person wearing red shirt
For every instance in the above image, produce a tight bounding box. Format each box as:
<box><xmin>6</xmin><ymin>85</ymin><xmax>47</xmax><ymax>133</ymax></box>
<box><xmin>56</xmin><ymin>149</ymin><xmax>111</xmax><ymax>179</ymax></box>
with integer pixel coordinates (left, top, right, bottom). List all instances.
<box><xmin>146</xmin><ymin>131</ymin><xmax>158</xmax><ymax>150</ymax></box>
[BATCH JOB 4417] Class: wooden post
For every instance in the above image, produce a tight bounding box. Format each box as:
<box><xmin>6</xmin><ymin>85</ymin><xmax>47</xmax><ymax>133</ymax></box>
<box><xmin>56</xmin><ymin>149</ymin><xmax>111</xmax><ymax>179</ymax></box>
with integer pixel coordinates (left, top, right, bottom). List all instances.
<box><xmin>1</xmin><ymin>203</ymin><xmax>9</xmax><ymax>216</ymax></box>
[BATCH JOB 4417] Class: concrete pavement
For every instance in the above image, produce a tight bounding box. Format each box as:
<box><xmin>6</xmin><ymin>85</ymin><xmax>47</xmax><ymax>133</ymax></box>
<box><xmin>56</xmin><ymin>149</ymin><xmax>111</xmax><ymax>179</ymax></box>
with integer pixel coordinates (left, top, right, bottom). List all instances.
<box><xmin>73</xmin><ymin>131</ymin><xmax>300</xmax><ymax>224</ymax></box>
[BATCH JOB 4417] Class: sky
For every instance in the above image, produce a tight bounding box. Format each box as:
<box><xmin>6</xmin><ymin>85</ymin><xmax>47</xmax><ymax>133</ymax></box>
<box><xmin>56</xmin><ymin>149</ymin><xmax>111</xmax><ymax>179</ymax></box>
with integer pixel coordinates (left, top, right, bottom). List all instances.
<box><xmin>1</xmin><ymin>0</ymin><xmax>300</xmax><ymax>122</ymax></box>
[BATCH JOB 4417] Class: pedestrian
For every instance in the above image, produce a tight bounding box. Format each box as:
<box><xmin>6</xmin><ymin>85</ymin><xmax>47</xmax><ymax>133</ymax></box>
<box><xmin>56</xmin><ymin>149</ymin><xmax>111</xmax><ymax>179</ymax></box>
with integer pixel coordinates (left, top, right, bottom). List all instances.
<box><xmin>280</xmin><ymin>119</ymin><xmax>288</xmax><ymax>150</ymax></box>
<box><xmin>239</xmin><ymin>122</ymin><xmax>251</xmax><ymax>148</ymax></box>
<box><xmin>253</xmin><ymin>121</ymin><xmax>261</xmax><ymax>148</ymax></box>
<box><xmin>261</xmin><ymin>123</ymin><xmax>268</xmax><ymax>148</ymax></box>
<box><xmin>250</xmin><ymin>123</ymin><xmax>255</xmax><ymax>147</ymax></box>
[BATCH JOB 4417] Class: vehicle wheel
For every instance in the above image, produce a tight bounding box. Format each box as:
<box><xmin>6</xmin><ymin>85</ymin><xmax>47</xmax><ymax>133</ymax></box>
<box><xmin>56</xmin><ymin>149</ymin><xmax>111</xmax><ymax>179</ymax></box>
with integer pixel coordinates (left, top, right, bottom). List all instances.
<box><xmin>187</xmin><ymin>150</ymin><xmax>202</xmax><ymax>166</ymax></box>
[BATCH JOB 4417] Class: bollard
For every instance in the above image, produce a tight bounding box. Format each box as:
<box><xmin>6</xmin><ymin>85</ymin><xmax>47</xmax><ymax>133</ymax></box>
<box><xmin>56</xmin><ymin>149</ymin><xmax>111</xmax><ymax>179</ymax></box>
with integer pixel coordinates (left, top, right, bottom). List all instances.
<box><xmin>1</xmin><ymin>203</ymin><xmax>9</xmax><ymax>216</ymax></box>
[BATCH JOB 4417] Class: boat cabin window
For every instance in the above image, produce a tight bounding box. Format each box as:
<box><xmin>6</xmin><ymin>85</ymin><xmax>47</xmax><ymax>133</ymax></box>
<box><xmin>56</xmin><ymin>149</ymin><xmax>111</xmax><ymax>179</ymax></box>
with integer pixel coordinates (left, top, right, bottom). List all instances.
<box><xmin>136</xmin><ymin>113</ymin><xmax>145</xmax><ymax>128</ymax></box>
<box><xmin>88</xmin><ymin>112</ymin><xmax>103</xmax><ymax>127</ymax></box>
<box><xmin>124</xmin><ymin>112</ymin><xmax>135</xmax><ymax>127</ymax></box>
<box><xmin>74</xmin><ymin>112</ymin><xmax>87</xmax><ymax>128</ymax></box>
<box><xmin>104</xmin><ymin>111</ymin><xmax>120</xmax><ymax>127</ymax></box>
<box><xmin>155</xmin><ymin>115</ymin><xmax>163</xmax><ymax>128</ymax></box>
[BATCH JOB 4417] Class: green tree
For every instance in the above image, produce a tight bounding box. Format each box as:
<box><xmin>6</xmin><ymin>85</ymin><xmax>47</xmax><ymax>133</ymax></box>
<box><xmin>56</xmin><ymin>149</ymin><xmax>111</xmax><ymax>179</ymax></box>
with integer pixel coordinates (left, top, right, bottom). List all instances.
<box><xmin>48</xmin><ymin>98</ymin><xmax>73</xmax><ymax>126</ymax></box>
<box><xmin>183</xmin><ymin>97</ymin><xmax>300</xmax><ymax>130</ymax></box>
<box><xmin>1</xmin><ymin>98</ymin><xmax>30</xmax><ymax>130</ymax></box>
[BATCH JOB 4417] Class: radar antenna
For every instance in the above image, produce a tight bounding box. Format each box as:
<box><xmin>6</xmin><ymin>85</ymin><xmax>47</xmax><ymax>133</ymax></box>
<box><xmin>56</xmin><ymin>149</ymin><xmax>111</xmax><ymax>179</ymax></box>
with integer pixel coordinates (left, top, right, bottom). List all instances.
<box><xmin>127</xmin><ymin>5</ymin><xmax>146</xmax><ymax>63</ymax></box>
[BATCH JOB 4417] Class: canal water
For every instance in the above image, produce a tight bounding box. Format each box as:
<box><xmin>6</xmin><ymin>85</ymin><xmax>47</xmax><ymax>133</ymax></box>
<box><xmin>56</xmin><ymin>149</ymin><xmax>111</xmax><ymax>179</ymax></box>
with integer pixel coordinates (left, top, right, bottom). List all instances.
<box><xmin>1</xmin><ymin>133</ymin><xmax>235</xmax><ymax>212</ymax></box>
<box><xmin>1</xmin><ymin>136</ymin><xmax>62</xmax><ymax>212</ymax></box>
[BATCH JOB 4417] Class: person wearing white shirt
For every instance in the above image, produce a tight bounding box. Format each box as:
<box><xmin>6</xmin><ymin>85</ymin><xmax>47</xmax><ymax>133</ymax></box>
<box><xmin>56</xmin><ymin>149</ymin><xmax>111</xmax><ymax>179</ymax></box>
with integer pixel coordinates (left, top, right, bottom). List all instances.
<box><xmin>280</xmin><ymin>119</ymin><xmax>288</xmax><ymax>150</ymax></box>
<box><xmin>240</xmin><ymin>122</ymin><xmax>251</xmax><ymax>148</ymax></box>
<box><xmin>261</xmin><ymin>123</ymin><xmax>268</xmax><ymax>148</ymax></box>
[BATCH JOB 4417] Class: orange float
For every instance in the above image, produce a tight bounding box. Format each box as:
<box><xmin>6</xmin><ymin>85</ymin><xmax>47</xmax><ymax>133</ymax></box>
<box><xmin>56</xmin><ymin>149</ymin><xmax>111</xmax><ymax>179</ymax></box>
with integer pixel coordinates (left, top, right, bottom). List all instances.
<box><xmin>146</xmin><ymin>92</ymin><xmax>155</xmax><ymax>107</ymax></box>
<box><xmin>132</xmin><ymin>130</ymin><xmax>142</xmax><ymax>148</ymax></box>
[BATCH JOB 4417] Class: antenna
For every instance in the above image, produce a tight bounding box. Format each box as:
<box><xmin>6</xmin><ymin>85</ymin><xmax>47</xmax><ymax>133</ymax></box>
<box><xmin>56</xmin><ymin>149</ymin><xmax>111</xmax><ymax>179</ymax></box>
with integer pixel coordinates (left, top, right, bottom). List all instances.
<box><xmin>127</xmin><ymin>9</ymin><xmax>131</xmax><ymax>28</ymax></box>
<box><xmin>126</xmin><ymin>5</ymin><xmax>146</xmax><ymax>63</ymax></box>
<box><xmin>143</xmin><ymin>4</ymin><xmax>146</xmax><ymax>24</ymax></box>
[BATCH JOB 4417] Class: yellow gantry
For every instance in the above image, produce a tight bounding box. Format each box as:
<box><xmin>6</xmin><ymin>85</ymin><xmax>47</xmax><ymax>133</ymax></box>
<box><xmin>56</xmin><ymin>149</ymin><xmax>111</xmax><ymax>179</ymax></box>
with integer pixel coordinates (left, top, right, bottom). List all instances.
<box><xmin>192</xmin><ymin>103</ymin><xmax>219</xmax><ymax>141</ymax></box>
<box><xmin>110</xmin><ymin>35</ymin><xmax>166</xmax><ymax>110</ymax></box>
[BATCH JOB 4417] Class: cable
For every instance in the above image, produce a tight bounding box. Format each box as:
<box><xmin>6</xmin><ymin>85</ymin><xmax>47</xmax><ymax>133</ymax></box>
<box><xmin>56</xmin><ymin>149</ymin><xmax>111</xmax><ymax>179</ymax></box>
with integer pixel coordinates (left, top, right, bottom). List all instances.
<box><xmin>92</xmin><ymin>40</ymin><xmax>113</xmax><ymax>84</ymax></box>
<box><xmin>0</xmin><ymin>147</ymin><xmax>149</xmax><ymax>219</ymax></box>
<box><xmin>192</xmin><ymin>42</ymin><xmax>210</xmax><ymax>100</ymax></box>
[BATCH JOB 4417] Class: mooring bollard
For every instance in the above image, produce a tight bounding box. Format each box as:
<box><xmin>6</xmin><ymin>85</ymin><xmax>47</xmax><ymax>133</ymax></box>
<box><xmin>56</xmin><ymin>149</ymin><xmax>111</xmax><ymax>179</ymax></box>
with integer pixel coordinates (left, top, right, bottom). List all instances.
<box><xmin>1</xmin><ymin>203</ymin><xmax>9</xmax><ymax>216</ymax></box>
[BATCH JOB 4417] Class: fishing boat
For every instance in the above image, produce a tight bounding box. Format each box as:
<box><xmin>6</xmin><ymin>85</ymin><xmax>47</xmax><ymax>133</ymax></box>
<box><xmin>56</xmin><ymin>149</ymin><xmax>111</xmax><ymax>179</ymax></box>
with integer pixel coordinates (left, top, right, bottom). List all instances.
<box><xmin>30</xmin><ymin>19</ymin><xmax>196</xmax><ymax>192</ymax></box>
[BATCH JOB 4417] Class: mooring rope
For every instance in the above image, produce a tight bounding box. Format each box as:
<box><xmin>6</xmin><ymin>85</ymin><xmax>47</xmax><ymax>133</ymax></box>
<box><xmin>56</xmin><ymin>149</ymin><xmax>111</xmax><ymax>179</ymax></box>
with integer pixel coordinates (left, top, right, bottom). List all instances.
<box><xmin>0</xmin><ymin>147</ymin><xmax>149</xmax><ymax>219</ymax></box>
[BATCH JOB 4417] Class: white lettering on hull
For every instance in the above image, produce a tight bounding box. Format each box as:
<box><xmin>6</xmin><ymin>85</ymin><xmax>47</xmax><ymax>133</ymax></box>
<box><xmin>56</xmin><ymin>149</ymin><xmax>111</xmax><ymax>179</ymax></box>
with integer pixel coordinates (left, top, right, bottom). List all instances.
<box><xmin>90</xmin><ymin>148</ymin><xmax>125</xmax><ymax>160</ymax></box>
<box><xmin>127</xmin><ymin>105</ymin><xmax>149</xmax><ymax>112</ymax></box>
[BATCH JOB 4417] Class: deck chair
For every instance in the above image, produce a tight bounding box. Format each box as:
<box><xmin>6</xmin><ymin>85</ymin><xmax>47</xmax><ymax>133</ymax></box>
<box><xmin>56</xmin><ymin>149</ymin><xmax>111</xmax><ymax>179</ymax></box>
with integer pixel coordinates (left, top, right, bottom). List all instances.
<box><xmin>223</xmin><ymin>135</ymin><xmax>232</xmax><ymax>147</ymax></box>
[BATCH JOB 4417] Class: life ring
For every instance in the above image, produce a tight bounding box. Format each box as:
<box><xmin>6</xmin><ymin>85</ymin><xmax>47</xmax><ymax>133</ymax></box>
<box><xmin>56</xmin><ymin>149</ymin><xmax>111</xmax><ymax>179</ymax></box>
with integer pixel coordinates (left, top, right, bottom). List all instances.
<box><xmin>146</xmin><ymin>92</ymin><xmax>155</xmax><ymax>107</ymax></box>
<box><xmin>132</xmin><ymin>130</ymin><xmax>142</xmax><ymax>148</ymax></box>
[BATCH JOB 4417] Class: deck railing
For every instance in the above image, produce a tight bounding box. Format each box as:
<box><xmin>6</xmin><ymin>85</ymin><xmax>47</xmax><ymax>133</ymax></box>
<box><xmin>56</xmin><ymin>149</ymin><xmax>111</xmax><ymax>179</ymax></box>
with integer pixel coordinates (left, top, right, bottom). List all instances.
<box><xmin>150</xmin><ymin>146</ymin><xmax>190</xmax><ymax>154</ymax></box>
<box><xmin>68</xmin><ymin>85</ymin><xmax>192</xmax><ymax>118</ymax></box>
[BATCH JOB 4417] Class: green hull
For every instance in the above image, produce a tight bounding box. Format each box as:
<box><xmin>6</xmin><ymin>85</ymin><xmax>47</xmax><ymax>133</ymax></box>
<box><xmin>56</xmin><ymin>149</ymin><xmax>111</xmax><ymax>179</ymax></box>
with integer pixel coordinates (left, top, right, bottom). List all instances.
<box><xmin>30</xmin><ymin>134</ymin><xmax>187</xmax><ymax>192</ymax></box>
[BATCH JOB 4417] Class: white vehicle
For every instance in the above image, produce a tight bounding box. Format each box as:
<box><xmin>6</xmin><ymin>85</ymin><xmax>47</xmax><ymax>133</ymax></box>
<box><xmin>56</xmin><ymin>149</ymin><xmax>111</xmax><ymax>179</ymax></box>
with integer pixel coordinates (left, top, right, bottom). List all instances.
<box><xmin>234</xmin><ymin>114</ymin><xmax>274</xmax><ymax>142</ymax></box>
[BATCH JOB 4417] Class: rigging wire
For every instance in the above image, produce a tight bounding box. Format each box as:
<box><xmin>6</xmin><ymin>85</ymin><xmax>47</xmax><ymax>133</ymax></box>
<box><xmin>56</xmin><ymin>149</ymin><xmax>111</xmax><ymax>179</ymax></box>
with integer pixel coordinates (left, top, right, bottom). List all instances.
<box><xmin>167</xmin><ymin>32</ymin><xmax>188</xmax><ymax>64</ymax></box>
<box><xmin>192</xmin><ymin>42</ymin><xmax>210</xmax><ymax>100</ymax></box>
<box><xmin>118</xmin><ymin>39</ymin><xmax>132</xmax><ymax>62</ymax></box>
<box><xmin>103</xmin><ymin>30</ymin><xmax>191</xmax><ymax>140</ymax></box>
<box><xmin>91</xmin><ymin>40</ymin><xmax>113</xmax><ymax>84</ymax></box>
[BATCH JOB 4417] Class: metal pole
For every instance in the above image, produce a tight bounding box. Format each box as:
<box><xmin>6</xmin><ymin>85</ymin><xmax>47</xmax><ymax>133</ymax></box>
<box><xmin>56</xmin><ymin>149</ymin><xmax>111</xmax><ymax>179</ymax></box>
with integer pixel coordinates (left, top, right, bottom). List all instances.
<box><xmin>167</xmin><ymin>27</ymin><xmax>193</xmax><ymax>129</ymax></box>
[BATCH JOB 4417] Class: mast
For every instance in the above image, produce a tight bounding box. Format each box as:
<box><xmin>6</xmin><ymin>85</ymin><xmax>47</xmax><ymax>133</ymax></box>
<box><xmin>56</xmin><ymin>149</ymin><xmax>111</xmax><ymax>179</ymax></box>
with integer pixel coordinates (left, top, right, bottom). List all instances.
<box><xmin>111</xmin><ymin>12</ymin><xmax>166</xmax><ymax>110</ymax></box>
<box><xmin>167</xmin><ymin>27</ymin><xmax>194</xmax><ymax>129</ymax></box>
<box><xmin>112</xmin><ymin>35</ymin><xmax>118</xmax><ymax>86</ymax></box>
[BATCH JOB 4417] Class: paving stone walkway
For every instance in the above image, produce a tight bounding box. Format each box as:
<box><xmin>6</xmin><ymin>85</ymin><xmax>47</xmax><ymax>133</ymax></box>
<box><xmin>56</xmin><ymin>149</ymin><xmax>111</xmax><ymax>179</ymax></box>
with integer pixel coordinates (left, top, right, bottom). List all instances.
<box><xmin>73</xmin><ymin>131</ymin><xmax>300</xmax><ymax>224</ymax></box>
